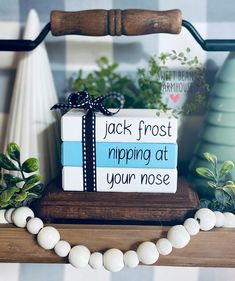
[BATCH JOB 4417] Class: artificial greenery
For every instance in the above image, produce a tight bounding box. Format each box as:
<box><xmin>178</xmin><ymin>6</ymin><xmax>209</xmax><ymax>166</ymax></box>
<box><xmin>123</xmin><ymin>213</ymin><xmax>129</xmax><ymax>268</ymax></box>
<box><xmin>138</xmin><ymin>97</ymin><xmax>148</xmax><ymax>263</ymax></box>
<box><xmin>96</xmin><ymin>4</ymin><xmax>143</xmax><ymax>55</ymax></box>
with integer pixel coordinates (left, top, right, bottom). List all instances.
<box><xmin>196</xmin><ymin>152</ymin><xmax>235</xmax><ymax>213</ymax></box>
<box><xmin>0</xmin><ymin>143</ymin><xmax>45</xmax><ymax>209</ymax></box>
<box><xmin>72</xmin><ymin>49</ymin><xmax>209</xmax><ymax>114</ymax></box>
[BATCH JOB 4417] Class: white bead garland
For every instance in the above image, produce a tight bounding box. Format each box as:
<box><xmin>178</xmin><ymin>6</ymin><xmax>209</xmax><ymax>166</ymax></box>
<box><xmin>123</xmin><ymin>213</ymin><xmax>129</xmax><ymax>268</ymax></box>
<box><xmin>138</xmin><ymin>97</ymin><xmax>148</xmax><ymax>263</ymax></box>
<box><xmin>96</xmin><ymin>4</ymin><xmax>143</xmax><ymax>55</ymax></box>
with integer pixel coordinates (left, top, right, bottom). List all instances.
<box><xmin>137</xmin><ymin>241</ymin><xmax>159</xmax><ymax>265</ymax></box>
<box><xmin>5</xmin><ymin>208</ymin><xmax>15</xmax><ymax>223</ymax></box>
<box><xmin>37</xmin><ymin>226</ymin><xmax>60</xmax><ymax>250</ymax></box>
<box><xmin>183</xmin><ymin>218</ymin><xmax>200</xmax><ymax>236</ymax></box>
<box><xmin>103</xmin><ymin>248</ymin><xmax>124</xmax><ymax>272</ymax></box>
<box><xmin>12</xmin><ymin>206</ymin><xmax>34</xmax><ymax>228</ymax></box>
<box><xmin>214</xmin><ymin>211</ymin><xmax>225</xmax><ymax>227</ymax></box>
<box><xmin>26</xmin><ymin>217</ymin><xmax>44</xmax><ymax>234</ymax></box>
<box><xmin>123</xmin><ymin>250</ymin><xmax>139</xmax><ymax>268</ymax></box>
<box><xmin>69</xmin><ymin>245</ymin><xmax>91</xmax><ymax>268</ymax></box>
<box><xmin>89</xmin><ymin>252</ymin><xmax>103</xmax><ymax>269</ymax></box>
<box><xmin>194</xmin><ymin>208</ymin><xmax>216</xmax><ymax>231</ymax></box>
<box><xmin>0</xmin><ymin>209</ymin><xmax>8</xmax><ymax>224</ymax></box>
<box><xmin>0</xmin><ymin>207</ymin><xmax>234</xmax><ymax>272</ymax></box>
<box><xmin>167</xmin><ymin>225</ymin><xmax>190</xmax><ymax>249</ymax></box>
<box><xmin>156</xmin><ymin>238</ymin><xmax>172</xmax><ymax>255</ymax></box>
<box><xmin>54</xmin><ymin>240</ymin><xmax>71</xmax><ymax>257</ymax></box>
<box><xmin>223</xmin><ymin>212</ymin><xmax>235</xmax><ymax>227</ymax></box>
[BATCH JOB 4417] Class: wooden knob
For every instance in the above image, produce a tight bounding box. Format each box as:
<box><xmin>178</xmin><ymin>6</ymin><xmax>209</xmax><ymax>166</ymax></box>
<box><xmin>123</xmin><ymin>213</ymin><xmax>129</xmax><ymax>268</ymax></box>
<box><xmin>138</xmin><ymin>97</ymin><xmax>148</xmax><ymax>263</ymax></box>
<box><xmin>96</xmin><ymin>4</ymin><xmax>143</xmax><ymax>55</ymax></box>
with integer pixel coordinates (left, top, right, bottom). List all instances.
<box><xmin>50</xmin><ymin>9</ymin><xmax>182</xmax><ymax>36</ymax></box>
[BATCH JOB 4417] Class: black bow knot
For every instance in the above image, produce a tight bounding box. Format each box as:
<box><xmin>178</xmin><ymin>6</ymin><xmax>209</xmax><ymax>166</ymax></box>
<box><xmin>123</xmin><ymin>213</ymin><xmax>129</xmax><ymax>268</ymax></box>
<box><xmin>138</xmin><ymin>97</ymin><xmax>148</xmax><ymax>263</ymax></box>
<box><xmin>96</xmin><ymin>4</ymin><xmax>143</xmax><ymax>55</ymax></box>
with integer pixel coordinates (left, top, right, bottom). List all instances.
<box><xmin>51</xmin><ymin>91</ymin><xmax>125</xmax><ymax>116</ymax></box>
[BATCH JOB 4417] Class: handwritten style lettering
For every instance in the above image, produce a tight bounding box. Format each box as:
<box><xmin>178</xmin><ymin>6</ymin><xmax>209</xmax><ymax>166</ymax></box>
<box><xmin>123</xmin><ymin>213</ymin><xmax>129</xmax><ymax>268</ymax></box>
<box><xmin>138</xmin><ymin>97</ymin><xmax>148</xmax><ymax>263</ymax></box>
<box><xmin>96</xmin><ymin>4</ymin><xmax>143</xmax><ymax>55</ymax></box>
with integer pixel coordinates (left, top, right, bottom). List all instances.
<box><xmin>137</xmin><ymin>120</ymin><xmax>172</xmax><ymax>141</ymax></box>
<box><xmin>103</xmin><ymin>120</ymin><xmax>132</xmax><ymax>139</ymax></box>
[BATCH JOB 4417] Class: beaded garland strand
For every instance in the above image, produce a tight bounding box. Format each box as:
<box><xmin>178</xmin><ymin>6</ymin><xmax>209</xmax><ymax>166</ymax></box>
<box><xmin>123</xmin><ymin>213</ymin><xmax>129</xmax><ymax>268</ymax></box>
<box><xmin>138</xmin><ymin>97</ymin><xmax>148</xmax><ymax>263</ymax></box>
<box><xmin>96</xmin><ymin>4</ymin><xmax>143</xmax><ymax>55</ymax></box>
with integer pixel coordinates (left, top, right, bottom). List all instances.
<box><xmin>0</xmin><ymin>207</ymin><xmax>235</xmax><ymax>272</ymax></box>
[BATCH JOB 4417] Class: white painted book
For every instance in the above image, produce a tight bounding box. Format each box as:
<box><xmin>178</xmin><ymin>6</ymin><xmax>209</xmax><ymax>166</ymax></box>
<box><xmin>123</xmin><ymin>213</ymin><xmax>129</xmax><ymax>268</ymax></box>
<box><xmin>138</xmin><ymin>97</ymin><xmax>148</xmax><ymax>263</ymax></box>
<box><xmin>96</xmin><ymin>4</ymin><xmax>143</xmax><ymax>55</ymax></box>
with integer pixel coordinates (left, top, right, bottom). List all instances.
<box><xmin>62</xmin><ymin>167</ymin><xmax>178</xmax><ymax>193</ymax></box>
<box><xmin>62</xmin><ymin>109</ymin><xmax>177</xmax><ymax>143</ymax></box>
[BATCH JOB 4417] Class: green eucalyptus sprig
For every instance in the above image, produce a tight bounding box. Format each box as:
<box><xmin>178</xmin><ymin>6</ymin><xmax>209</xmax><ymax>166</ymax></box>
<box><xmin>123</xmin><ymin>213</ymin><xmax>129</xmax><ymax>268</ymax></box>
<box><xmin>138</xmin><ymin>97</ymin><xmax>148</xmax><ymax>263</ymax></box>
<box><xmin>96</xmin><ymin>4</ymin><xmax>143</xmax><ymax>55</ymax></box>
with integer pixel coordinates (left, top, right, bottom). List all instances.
<box><xmin>196</xmin><ymin>152</ymin><xmax>235</xmax><ymax>213</ymax></box>
<box><xmin>72</xmin><ymin>49</ymin><xmax>209</xmax><ymax>115</ymax></box>
<box><xmin>0</xmin><ymin>143</ymin><xmax>45</xmax><ymax>209</ymax></box>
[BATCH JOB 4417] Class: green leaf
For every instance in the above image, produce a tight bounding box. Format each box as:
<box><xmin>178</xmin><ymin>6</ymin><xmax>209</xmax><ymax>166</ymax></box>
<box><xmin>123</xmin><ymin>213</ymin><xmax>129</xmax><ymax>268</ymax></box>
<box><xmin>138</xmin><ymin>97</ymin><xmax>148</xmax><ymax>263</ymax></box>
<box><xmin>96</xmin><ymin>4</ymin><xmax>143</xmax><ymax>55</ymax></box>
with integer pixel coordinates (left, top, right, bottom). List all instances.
<box><xmin>203</xmin><ymin>152</ymin><xmax>217</xmax><ymax>166</ymax></box>
<box><xmin>207</xmin><ymin>181</ymin><xmax>217</xmax><ymax>189</ymax></box>
<box><xmin>29</xmin><ymin>183</ymin><xmax>45</xmax><ymax>194</ymax></box>
<box><xmin>196</xmin><ymin>167</ymin><xmax>216</xmax><ymax>181</ymax></box>
<box><xmin>219</xmin><ymin>161</ymin><xmax>234</xmax><ymax>179</ymax></box>
<box><xmin>215</xmin><ymin>189</ymin><xmax>230</xmax><ymax>206</ymax></box>
<box><xmin>23</xmin><ymin>175</ymin><xmax>41</xmax><ymax>192</ymax></box>
<box><xmin>25</xmin><ymin>174</ymin><xmax>41</xmax><ymax>185</ymax></box>
<box><xmin>0</xmin><ymin>201</ymin><xmax>10</xmax><ymax>208</ymax></box>
<box><xmin>0</xmin><ymin>186</ymin><xmax>20</xmax><ymax>203</ymax></box>
<box><xmin>0</xmin><ymin>153</ymin><xmax>20</xmax><ymax>171</ymax></box>
<box><xmin>3</xmin><ymin>174</ymin><xmax>23</xmax><ymax>187</ymax></box>
<box><xmin>200</xmin><ymin>198</ymin><xmax>211</xmax><ymax>208</ymax></box>
<box><xmin>222</xmin><ymin>184</ymin><xmax>235</xmax><ymax>207</ymax></box>
<box><xmin>7</xmin><ymin>143</ymin><xmax>20</xmax><ymax>161</ymax></box>
<box><xmin>22</xmin><ymin>158</ymin><xmax>39</xmax><ymax>173</ymax></box>
<box><xmin>14</xmin><ymin>191</ymin><xmax>28</xmax><ymax>202</ymax></box>
<box><xmin>28</xmin><ymin>192</ymin><xmax>41</xmax><ymax>199</ymax></box>
<box><xmin>23</xmin><ymin>192</ymin><xmax>42</xmax><ymax>205</ymax></box>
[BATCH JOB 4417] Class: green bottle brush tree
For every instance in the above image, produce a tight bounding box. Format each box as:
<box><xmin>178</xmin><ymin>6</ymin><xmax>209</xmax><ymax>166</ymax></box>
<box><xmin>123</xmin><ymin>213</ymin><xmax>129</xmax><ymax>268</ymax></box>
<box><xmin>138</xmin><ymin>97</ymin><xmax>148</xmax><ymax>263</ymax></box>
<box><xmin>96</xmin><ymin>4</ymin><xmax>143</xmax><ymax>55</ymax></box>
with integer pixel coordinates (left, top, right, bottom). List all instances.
<box><xmin>0</xmin><ymin>143</ymin><xmax>45</xmax><ymax>209</ymax></box>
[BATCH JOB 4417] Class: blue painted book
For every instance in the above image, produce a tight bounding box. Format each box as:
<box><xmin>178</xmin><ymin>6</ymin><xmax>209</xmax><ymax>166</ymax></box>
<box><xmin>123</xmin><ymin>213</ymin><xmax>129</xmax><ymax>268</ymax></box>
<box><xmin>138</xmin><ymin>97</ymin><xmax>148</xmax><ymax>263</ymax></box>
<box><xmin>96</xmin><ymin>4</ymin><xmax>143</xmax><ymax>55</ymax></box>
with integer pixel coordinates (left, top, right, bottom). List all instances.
<box><xmin>62</xmin><ymin>141</ymin><xmax>178</xmax><ymax>169</ymax></box>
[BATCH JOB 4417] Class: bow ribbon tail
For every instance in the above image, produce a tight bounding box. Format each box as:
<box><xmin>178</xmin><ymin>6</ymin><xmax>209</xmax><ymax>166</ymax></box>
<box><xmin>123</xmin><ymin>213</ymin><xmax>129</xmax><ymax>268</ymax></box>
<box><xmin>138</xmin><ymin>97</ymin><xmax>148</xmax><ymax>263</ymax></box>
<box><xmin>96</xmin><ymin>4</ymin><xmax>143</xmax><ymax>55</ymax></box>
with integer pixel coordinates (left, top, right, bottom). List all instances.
<box><xmin>82</xmin><ymin>109</ymin><xmax>97</xmax><ymax>192</ymax></box>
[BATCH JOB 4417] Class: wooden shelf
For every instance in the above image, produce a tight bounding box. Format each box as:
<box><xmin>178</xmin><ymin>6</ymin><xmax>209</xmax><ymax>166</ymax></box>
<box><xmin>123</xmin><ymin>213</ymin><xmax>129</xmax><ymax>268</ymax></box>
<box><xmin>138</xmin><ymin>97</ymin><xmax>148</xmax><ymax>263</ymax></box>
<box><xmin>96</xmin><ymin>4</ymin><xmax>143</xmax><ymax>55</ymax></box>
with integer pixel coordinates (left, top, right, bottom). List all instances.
<box><xmin>0</xmin><ymin>224</ymin><xmax>235</xmax><ymax>267</ymax></box>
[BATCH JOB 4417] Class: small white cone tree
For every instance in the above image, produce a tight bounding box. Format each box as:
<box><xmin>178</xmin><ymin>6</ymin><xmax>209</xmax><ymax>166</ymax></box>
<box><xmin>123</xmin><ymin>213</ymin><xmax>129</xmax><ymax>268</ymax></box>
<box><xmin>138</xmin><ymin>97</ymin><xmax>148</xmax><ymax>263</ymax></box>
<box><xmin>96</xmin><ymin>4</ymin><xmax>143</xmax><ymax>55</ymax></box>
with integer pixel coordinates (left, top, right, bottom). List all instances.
<box><xmin>4</xmin><ymin>9</ymin><xmax>60</xmax><ymax>184</ymax></box>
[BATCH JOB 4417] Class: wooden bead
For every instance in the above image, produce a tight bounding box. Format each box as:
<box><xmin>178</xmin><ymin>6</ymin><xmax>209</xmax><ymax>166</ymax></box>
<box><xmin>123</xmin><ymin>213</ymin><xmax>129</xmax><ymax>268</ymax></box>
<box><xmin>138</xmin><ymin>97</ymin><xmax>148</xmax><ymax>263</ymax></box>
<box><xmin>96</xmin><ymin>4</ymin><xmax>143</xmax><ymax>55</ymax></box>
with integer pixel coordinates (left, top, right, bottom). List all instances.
<box><xmin>26</xmin><ymin>217</ymin><xmax>44</xmax><ymax>234</ymax></box>
<box><xmin>137</xmin><ymin>241</ymin><xmax>159</xmax><ymax>265</ymax></box>
<box><xmin>69</xmin><ymin>245</ymin><xmax>91</xmax><ymax>268</ymax></box>
<box><xmin>223</xmin><ymin>212</ymin><xmax>235</xmax><ymax>228</ymax></box>
<box><xmin>5</xmin><ymin>208</ymin><xmax>15</xmax><ymax>223</ymax></box>
<box><xmin>194</xmin><ymin>208</ymin><xmax>216</xmax><ymax>231</ymax></box>
<box><xmin>54</xmin><ymin>240</ymin><xmax>71</xmax><ymax>257</ymax></box>
<box><xmin>156</xmin><ymin>238</ymin><xmax>172</xmax><ymax>255</ymax></box>
<box><xmin>12</xmin><ymin>207</ymin><xmax>34</xmax><ymax>228</ymax></box>
<box><xmin>167</xmin><ymin>225</ymin><xmax>190</xmax><ymax>249</ymax></box>
<box><xmin>37</xmin><ymin>226</ymin><xmax>60</xmax><ymax>250</ymax></box>
<box><xmin>89</xmin><ymin>252</ymin><xmax>103</xmax><ymax>269</ymax></box>
<box><xmin>184</xmin><ymin>218</ymin><xmax>200</xmax><ymax>236</ymax></box>
<box><xmin>123</xmin><ymin>250</ymin><xmax>139</xmax><ymax>268</ymax></box>
<box><xmin>103</xmin><ymin>249</ymin><xmax>124</xmax><ymax>272</ymax></box>
<box><xmin>214</xmin><ymin>211</ymin><xmax>225</xmax><ymax>227</ymax></box>
<box><xmin>0</xmin><ymin>209</ymin><xmax>8</xmax><ymax>224</ymax></box>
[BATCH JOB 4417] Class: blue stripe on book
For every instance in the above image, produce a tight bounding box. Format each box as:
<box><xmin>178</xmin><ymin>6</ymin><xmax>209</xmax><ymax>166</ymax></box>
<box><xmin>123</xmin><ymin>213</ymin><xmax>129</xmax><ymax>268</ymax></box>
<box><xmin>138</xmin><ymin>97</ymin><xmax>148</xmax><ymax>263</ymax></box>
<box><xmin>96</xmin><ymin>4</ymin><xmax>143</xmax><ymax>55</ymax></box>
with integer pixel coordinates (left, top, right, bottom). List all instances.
<box><xmin>62</xmin><ymin>142</ymin><xmax>178</xmax><ymax>168</ymax></box>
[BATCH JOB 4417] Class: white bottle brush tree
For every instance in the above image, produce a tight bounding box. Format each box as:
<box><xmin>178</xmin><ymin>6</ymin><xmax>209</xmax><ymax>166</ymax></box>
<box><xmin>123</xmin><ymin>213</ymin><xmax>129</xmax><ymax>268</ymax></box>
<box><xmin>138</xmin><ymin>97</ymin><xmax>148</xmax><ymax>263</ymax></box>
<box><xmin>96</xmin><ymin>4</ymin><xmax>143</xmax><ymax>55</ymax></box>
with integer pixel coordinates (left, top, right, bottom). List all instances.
<box><xmin>3</xmin><ymin>9</ymin><xmax>60</xmax><ymax>184</ymax></box>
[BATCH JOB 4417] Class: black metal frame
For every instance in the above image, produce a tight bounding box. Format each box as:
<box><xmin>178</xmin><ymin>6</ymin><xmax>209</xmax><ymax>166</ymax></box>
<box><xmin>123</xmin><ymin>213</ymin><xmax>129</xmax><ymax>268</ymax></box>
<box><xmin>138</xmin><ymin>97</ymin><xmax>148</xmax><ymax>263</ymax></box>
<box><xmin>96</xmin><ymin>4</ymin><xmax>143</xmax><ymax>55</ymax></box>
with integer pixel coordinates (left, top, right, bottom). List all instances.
<box><xmin>0</xmin><ymin>23</ymin><xmax>50</xmax><ymax>51</ymax></box>
<box><xmin>0</xmin><ymin>20</ymin><xmax>235</xmax><ymax>52</ymax></box>
<box><xmin>182</xmin><ymin>20</ymin><xmax>235</xmax><ymax>51</ymax></box>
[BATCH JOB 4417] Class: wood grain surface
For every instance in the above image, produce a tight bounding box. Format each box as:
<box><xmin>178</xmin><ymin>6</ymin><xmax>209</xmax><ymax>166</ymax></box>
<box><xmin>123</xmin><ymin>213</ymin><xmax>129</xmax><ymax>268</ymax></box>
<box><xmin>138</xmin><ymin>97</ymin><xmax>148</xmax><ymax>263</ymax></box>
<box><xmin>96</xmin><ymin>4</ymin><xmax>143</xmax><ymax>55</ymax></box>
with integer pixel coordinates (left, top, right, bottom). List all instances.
<box><xmin>50</xmin><ymin>9</ymin><xmax>182</xmax><ymax>36</ymax></box>
<box><xmin>0</xmin><ymin>224</ymin><xmax>234</xmax><ymax>267</ymax></box>
<box><xmin>34</xmin><ymin>176</ymin><xmax>199</xmax><ymax>223</ymax></box>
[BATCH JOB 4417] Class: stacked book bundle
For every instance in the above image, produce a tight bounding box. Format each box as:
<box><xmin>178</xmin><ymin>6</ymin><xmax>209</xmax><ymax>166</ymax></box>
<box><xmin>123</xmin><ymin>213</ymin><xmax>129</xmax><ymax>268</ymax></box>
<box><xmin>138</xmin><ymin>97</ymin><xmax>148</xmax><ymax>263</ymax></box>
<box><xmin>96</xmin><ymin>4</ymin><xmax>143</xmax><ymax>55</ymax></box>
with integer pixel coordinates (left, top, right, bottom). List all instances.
<box><xmin>61</xmin><ymin>109</ymin><xmax>178</xmax><ymax>193</ymax></box>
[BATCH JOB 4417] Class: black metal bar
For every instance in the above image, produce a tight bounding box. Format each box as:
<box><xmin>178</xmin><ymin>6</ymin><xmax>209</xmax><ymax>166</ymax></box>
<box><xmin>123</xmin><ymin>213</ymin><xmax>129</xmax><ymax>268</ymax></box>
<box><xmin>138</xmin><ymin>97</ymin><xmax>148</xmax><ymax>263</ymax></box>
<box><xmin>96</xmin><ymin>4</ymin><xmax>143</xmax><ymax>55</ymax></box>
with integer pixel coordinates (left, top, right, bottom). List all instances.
<box><xmin>0</xmin><ymin>23</ymin><xmax>51</xmax><ymax>51</ymax></box>
<box><xmin>0</xmin><ymin>19</ymin><xmax>235</xmax><ymax>52</ymax></box>
<box><xmin>182</xmin><ymin>19</ymin><xmax>235</xmax><ymax>51</ymax></box>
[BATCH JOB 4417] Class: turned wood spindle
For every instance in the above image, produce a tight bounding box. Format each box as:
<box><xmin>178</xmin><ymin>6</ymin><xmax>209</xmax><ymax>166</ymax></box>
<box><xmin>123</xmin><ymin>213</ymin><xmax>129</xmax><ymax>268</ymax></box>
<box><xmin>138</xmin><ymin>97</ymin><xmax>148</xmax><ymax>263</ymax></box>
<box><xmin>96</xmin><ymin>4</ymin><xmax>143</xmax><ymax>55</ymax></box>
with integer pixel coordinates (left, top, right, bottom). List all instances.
<box><xmin>50</xmin><ymin>9</ymin><xmax>182</xmax><ymax>37</ymax></box>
